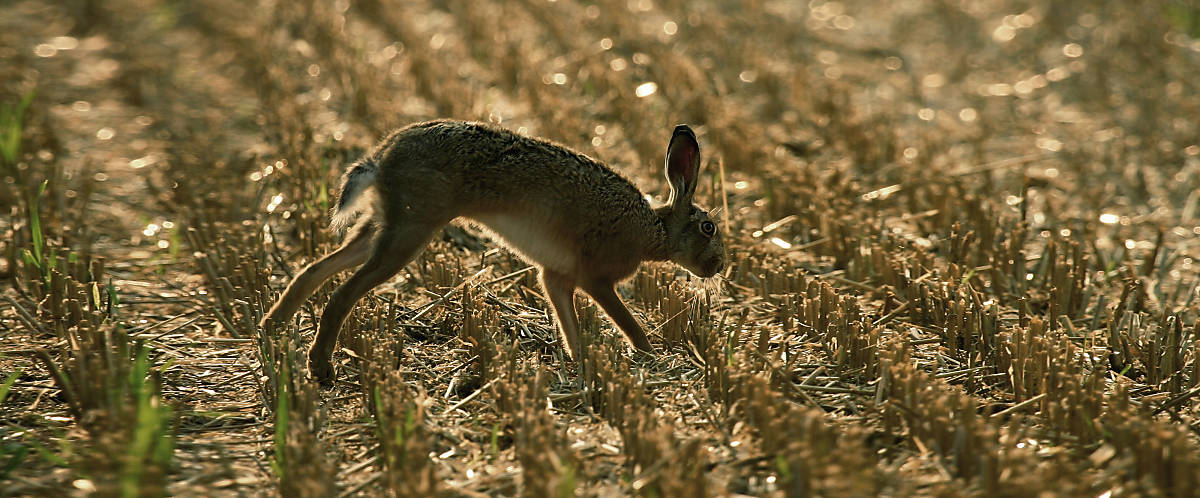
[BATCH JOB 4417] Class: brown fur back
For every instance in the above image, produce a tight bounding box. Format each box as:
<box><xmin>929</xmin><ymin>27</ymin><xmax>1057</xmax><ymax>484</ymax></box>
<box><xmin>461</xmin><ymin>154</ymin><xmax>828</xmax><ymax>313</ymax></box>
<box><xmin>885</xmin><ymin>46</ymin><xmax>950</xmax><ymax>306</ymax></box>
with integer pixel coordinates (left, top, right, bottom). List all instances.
<box><xmin>358</xmin><ymin>120</ymin><xmax>668</xmax><ymax>281</ymax></box>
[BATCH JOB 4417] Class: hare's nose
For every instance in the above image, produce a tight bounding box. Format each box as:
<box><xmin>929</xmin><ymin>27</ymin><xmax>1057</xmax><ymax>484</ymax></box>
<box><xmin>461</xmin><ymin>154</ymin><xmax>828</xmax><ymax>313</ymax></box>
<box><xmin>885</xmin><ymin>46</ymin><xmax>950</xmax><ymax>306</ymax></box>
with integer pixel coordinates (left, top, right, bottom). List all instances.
<box><xmin>703</xmin><ymin>257</ymin><xmax>725</xmax><ymax>277</ymax></box>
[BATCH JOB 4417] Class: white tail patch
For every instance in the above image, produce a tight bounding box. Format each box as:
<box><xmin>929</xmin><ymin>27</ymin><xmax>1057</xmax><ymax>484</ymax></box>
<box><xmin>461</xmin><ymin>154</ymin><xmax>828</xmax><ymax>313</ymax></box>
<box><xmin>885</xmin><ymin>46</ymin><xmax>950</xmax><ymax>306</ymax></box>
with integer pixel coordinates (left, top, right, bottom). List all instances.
<box><xmin>330</xmin><ymin>158</ymin><xmax>380</xmax><ymax>231</ymax></box>
<box><xmin>330</xmin><ymin>189</ymin><xmax>379</xmax><ymax>231</ymax></box>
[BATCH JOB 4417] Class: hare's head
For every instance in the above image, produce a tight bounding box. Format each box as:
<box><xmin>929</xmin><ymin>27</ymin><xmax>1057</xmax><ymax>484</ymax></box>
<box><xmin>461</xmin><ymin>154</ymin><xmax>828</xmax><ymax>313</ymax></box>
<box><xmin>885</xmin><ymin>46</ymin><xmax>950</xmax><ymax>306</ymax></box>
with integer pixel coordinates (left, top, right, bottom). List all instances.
<box><xmin>656</xmin><ymin>125</ymin><xmax>726</xmax><ymax>278</ymax></box>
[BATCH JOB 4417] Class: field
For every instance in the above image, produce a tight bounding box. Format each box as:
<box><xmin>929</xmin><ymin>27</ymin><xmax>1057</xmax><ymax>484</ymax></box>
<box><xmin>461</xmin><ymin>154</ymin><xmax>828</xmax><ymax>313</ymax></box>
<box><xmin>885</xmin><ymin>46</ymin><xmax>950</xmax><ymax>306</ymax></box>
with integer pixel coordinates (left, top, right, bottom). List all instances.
<box><xmin>3</xmin><ymin>0</ymin><xmax>1200</xmax><ymax>495</ymax></box>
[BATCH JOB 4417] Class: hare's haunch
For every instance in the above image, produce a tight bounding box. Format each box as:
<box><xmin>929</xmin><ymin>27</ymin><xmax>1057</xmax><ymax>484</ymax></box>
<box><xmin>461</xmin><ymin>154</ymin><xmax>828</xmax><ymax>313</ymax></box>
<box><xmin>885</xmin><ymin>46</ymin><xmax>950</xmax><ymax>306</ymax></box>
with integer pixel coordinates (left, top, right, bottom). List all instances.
<box><xmin>262</xmin><ymin>120</ymin><xmax>725</xmax><ymax>382</ymax></box>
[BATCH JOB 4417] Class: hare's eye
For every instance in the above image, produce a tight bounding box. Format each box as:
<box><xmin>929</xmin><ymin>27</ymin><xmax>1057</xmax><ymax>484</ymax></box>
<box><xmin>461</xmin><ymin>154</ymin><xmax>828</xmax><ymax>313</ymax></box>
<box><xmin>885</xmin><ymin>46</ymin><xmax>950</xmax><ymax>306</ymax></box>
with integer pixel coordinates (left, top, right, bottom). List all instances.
<box><xmin>699</xmin><ymin>220</ymin><xmax>716</xmax><ymax>237</ymax></box>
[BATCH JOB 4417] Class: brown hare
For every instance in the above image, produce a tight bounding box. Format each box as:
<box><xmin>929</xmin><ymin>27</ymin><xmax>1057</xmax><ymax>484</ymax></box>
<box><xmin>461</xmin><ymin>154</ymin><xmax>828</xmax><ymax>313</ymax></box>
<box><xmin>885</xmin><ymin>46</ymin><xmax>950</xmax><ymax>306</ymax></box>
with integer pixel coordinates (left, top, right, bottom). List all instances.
<box><xmin>262</xmin><ymin>120</ymin><xmax>725</xmax><ymax>382</ymax></box>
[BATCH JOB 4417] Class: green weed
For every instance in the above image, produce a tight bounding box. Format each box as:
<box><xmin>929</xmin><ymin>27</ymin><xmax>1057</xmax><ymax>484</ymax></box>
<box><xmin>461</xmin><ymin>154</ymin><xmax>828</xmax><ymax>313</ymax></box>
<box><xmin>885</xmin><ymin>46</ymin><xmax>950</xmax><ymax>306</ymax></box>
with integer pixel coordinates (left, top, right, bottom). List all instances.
<box><xmin>0</xmin><ymin>90</ymin><xmax>34</xmax><ymax>169</ymax></box>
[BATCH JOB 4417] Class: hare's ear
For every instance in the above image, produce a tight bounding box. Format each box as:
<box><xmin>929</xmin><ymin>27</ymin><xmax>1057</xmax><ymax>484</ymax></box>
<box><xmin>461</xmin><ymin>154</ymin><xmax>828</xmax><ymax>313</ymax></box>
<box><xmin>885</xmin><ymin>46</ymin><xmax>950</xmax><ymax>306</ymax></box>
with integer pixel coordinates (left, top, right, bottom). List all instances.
<box><xmin>665</xmin><ymin>125</ymin><xmax>701</xmax><ymax>210</ymax></box>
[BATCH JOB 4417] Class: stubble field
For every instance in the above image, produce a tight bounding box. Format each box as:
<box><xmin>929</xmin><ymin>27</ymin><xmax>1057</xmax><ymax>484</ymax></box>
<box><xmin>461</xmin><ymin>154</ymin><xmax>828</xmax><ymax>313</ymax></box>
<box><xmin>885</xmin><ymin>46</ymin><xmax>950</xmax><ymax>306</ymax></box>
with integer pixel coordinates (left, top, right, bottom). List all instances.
<box><xmin>3</xmin><ymin>0</ymin><xmax>1200</xmax><ymax>495</ymax></box>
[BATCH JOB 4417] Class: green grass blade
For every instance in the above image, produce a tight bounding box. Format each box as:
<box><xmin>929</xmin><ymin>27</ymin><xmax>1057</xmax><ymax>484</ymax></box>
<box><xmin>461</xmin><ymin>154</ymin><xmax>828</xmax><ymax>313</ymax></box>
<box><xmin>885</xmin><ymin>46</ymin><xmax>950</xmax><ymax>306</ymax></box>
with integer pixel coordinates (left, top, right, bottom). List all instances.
<box><xmin>1</xmin><ymin>90</ymin><xmax>34</xmax><ymax>166</ymax></box>
<box><xmin>272</xmin><ymin>360</ymin><xmax>290</xmax><ymax>479</ymax></box>
<box><xmin>0</xmin><ymin>369</ymin><xmax>20</xmax><ymax>405</ymax></box>
<box><xmin>27</xmin><ymin>180</ymin><xmax>48</xmax><ymax>273</ymax></box>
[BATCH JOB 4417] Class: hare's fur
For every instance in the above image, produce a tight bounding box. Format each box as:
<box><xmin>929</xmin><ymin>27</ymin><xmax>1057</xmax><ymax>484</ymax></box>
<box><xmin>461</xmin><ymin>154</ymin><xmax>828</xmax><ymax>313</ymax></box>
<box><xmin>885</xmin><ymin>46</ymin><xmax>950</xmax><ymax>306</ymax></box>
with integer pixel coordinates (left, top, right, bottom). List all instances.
<box><xmin>262</xmin><ymin>119</ymin><xmax>725</xmax><ymax>381</ymax></box>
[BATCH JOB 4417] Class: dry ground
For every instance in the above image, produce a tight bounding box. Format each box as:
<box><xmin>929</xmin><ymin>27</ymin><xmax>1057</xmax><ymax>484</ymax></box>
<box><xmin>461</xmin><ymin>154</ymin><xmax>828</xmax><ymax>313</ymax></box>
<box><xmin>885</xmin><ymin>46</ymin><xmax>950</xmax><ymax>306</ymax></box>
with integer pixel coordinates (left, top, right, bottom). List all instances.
<box><xmin>3</xmin><ymin>0</ymin><xmax>1200</xmax><ymax>496</ymax></box>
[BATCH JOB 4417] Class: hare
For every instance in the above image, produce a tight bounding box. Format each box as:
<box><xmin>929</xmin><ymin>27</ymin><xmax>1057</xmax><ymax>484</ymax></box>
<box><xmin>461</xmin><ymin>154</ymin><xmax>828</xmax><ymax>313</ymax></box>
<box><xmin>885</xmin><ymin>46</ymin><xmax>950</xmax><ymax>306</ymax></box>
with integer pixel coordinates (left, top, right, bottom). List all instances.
<box><xmin>262</xmin><ymin>120</ymin><xmax>725</xmax><ymax>382</ymax></box>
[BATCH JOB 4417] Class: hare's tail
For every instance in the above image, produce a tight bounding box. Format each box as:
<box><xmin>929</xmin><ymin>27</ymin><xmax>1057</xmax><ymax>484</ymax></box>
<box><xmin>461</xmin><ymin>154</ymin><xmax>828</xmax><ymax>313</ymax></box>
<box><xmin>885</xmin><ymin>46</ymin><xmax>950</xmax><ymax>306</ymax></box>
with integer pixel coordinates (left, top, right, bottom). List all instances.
<box><xmin>330</xmin><ymin>157</ymin><xmax>380</xmax><ymax>230</ymax></box>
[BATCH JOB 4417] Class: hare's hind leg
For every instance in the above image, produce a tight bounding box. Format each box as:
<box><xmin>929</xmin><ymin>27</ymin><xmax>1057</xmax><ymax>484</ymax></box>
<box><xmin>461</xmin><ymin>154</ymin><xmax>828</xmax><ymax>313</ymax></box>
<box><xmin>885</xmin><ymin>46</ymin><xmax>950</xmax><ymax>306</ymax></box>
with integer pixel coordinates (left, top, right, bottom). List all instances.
<box><xmin>540</xmin><ymin>269</ymin><xmax>582</xmax><ymax>359</ymax></box>
<box><xmin>261</xmin><ymin>221</ymin><xmax>376</xmax><ymax>328</ymax></box>
<box><xmin>309</xmin><ymin>220</ymin><xmax>443</xmax><ymax>382</ymax></box>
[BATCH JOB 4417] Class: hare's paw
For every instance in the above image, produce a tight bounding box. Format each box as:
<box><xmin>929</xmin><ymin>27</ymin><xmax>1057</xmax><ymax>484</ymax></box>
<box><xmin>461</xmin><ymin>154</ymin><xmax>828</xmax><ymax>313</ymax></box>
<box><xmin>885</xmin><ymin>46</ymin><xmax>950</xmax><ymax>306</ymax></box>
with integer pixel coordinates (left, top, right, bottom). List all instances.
<box><xmin>308</xmin><ymin>355</ymin><xmax>336</xmax><ymax>386</ymax></box>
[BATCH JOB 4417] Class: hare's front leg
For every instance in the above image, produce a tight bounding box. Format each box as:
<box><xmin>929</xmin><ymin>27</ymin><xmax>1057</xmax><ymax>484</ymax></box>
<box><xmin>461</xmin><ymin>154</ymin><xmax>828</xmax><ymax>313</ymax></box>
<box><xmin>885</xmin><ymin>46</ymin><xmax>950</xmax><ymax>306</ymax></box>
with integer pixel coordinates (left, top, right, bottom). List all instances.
<box><xmin>582</xmin><ymin>281</ymin><xmax>654</xmax><ymax>352</ymax></box>
<box><xmin>539</xmin><ymin>268</ymin><xmax>582</xmax><ymax>359</ymax></box>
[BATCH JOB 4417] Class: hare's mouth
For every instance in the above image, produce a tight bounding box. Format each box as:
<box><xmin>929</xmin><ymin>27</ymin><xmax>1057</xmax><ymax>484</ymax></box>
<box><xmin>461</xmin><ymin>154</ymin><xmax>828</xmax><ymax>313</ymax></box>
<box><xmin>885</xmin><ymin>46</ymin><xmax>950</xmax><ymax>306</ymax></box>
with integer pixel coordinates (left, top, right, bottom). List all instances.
<box><xmin>699</xmin><ymin>257</ymin><xmax>724</xmax><ymax>278</ymax></box>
